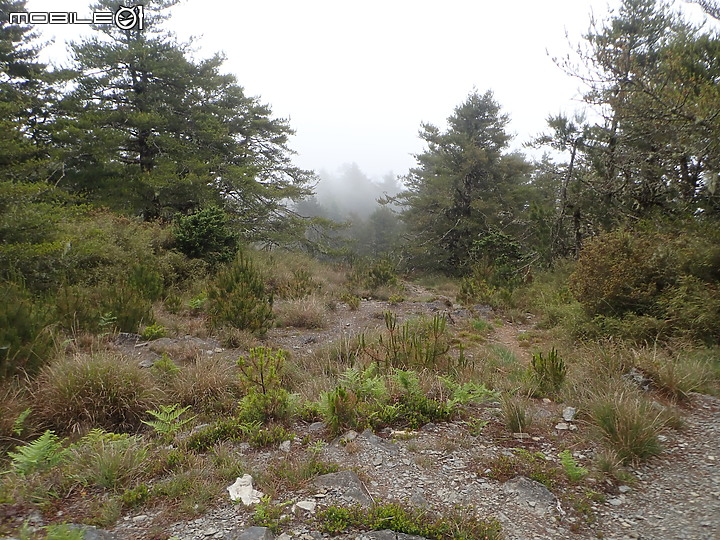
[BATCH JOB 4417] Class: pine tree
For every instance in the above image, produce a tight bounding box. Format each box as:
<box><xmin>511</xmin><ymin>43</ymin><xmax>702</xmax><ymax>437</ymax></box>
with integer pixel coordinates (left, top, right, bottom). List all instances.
<box><xmin>397</xmin><ymin>91</ymin><xmax>530</xmax><ymax>275</ymax></box>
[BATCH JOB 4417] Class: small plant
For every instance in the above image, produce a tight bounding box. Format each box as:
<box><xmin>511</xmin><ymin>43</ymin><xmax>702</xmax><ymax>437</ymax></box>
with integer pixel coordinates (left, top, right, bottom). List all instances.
<box><xmin>12</xmin><ymin>407</ymin><xmax>32</xmax><ymax>436</ymax></box>
<box><xmin>237</xmin><ymin>347</ymin><xmax>293</xmax><ymax>422</ymax></box>
<box><xmin>388</xmin><ymin>294</ymin><xmax>405</xmax><ymax>305</ymax></box>
<box><xmin>341</xmin><ymin>293</ymin><xmax>361</xmax><ymax>311</ymax></box>
<box><xmin>121</xmin><ymin>483</ymin><xmax>151</xmax><ymax>508</ymax></box>
<box><xmin>559</xmin><ymin>449</ymin><xmax>588</xmax><ymax>482</ymax></box>
<box><xmin>142</xmin><ymin>404</ymin><xmax>196</xmax><ymax>441</ymax></box>
<box><xmin>8</xmin><ymin>430</ymin><xmax>66</xmax><ymax>476</ymax></box>
<box><xmin>151</xmin><ymin>353</ymin><xmax>181</xmax><ymax>376</ymax></box>
<box><xmin>529</xmin><ymin>348</ymin><xmax>567</xmax><ymax>396</ymax></box>
<box><xmin>468</xmin><ymin>418</ymin><xmax>490</xmax><ymax>436</ymax></box>
<box><xmin>141</xmin><ymin>323</ymin><xmax>166</xmax><ymax>341</ymax></box>
<box><xmin>471</xmin><ymin>318</ymin><xmax>493</xmax><ymax>333</ymax></box>
<box><xmin>188</xmin><ymin>294</ymin><xmax>207</xmax><ymax>311</ymax></box>
<box><xmin>64</xmin><ymin>429</ymin><xmax>148</xmax><ymax>490</ymax></box>
<box><xmin>252</xmin><ymin>496</ymin><xmax>291</xmax><ymax>533</ymax></box>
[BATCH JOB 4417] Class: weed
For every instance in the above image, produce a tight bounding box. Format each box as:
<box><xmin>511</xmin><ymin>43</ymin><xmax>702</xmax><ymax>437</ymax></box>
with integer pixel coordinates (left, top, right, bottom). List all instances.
<box><xmin>121</xmin><ymin>483</ymin><xmax>151</xmax><ymax>508</ymax></box>
<box><xmin>316</xmin><ymin>502</ymin><xmax>502</xmax><ymax>539</ymax></box>
<box><xmin>33</xmin><ymin>352</ymin><xmax>159</xmax><ymax>434</ymax></box>
<box><xmin>341</xmin><ymin>293</ymin><xmax>361</xmax><ymax>310</ymax></box>
<box><xmin>252</xmin><ymin>496</ymin><xmax>291</xmax><ymax>533</ymax></box>
<box><xmin>151</xmin><ymin>353</ymin><xmax>180</xmax><ymax>377</ymax></box>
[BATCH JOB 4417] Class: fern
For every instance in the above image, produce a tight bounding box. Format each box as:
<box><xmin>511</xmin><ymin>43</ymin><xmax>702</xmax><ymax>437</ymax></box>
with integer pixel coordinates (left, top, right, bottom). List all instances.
<box><xmin>142</xmin><ymin>404</ymin><xmax>195</xmax><ymax>440</ymax></box>
<box><xmin>12</xmin><ymin>407</ymin><xmax>32</xmax><ymax>436</ymax></box>
<box><xmin>559</xmin><ymin>449</ymin><xmax>588</xmax><ymax>482</ymax></box>
<box><xmin>8</xmin><ymin>430</ymin><xmax>66</xmax><ymax>476</ymax></box>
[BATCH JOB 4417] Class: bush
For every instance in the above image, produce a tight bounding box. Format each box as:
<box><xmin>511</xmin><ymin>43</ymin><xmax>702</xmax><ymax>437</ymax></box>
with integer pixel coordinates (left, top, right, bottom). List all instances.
<box><xmin>34</xmin><ymin>352</ymin><xmax>160</xmax><ymax>434</ymax></box>
<box><xmin>0</xmin><ymin>281</ymin><xmax>55</xmax><ymax>377</ymax></box>
<box><xmin>274</xmin><ymin>295</ymin><xmax>328</xmax><ymax>329</ymax></box>
<box><xmin>237</xmin><ymin>347</ymin><xmax>293</xmax><ymax>422</ymax></box>
<box><xmin>206</xmin><ymin>252</ymin><xmax>274</xmax><ymax>334</ymax></box>
<box><xmin>173</xmin><ymin>207</ymin><xmax>238</xmax><ymax>264</ymax></box>
<box><xmin>529</xmin><ymin>348</ymin><xmax>567</xmax><ymax>397</ymax></box>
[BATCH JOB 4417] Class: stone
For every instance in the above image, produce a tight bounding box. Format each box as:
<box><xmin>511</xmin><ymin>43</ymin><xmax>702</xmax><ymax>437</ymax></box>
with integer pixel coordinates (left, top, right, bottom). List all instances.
<box><xmin>619</xmin><ymin>485</ymin><xmax>632</xmax><ymax>493</ymax></box>
<box><xmin>608</xmin><ymin>498</ymin><xmax>623</xmax><ymax>506</ymax></box>
<box><xmin>67</xmin><ymin>525</ymin><xmax>118</xmax><ymax>540</ymax></box>
<box><xmin>307</xmin><ymin>421</ymin><xmax>326</xmax><ymax>432</ymax></box>
<box><xmin>562</xmin><ymin>407</ymin><xmax>577</xmax><ymax>422</ymax></box>
<box><xmin>513</xmin><ymin>432</ymin><xmax>531</xmax><ymax>439</ymax></box>
<box><xmin>293</xmin><ymin>500</ymin><xmax>317</xmax><ymax>514</ymax></box>
<box><xmin>315</xmin><ymin>470</ymin><xmax>373</xmax><ymax>506</ymax></box>
<box><xmin>279</xmin><ymin>439</ymin><xmax>291</xmax><ymax>452</ymax></box>
<box><xmin>227</xmin><ymin>475</ymin><xmax>264</xmax><ymax>505</ymax></box>
<box><xmin>228</xmin><ymin>527</ymin><xmax>274</xmax><ymax>540</ymax></box>
<box><xmin>360</xmin><ymin>531</ymin><xmax>429</xmax><ymax>540</ymax></box>
<box><xmin>359</xmin><ymin>428</ymin><xmax>399</xmax><ymax>454</ymax></box>
<box><xmin>502</xmin><ymin>476</ymin><xmax>557</xmax><ymax>514</ymax></box>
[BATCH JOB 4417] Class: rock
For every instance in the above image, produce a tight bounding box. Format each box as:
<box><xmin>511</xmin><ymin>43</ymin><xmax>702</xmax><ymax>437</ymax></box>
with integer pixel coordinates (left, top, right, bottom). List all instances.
<box><xmin>131</xmin><ymin>515</ymin><xmax>148</xmax><ymax>522</ymax></box>
<box><xmin>69</xmin><ymin>525</ymin><xmax>118</xmax><ymax>540</ymax></box>
<box><xmin>227</xmin><ymin>475</ymin><xmax>264</xmax><ymax>505</ymax></box>
<box><xmin>315</xmin><ymin>470</ymin><xmax>373</xmax><ymax>506</ymax></box>
<box><xmin>619</xmin><ymin>485</ymin><xmax>632</xmax><ymax>493</ymax></box>
<box><xmin>307</xmin><ymin>421</ymin><xmax>326</xmax><ymax>432</ymax></box>
<box><xmin>409</xmin><ymin>489</ymin><xmax>429</xmax><ymax>508</ymax></box>
<box><xmin>502</xmin><ymin>476</ymin><xmax>557</xmax><ymax>514</ymax></box>
<box><xmin>562</xmin><ymin>406</ymin><xmax>577</xmax><ymax>422</ymax></box>
<box><xmin>228</xmin><ymin>527</ymin><xmax>274</xmax><ymax>540</ymax></box>
<box><xmin>608</xmin><ymin>497</ymin><xmax>623</xmax><ymax>506</ymax></box>
<box><xmin>513</xmin><ymin>432</ymin><xmax>531</xmax><ymax>439</ymax></box>
<box><xmin>359</xmin><ymin>428</ymin><xmax>399</xmax><ymax>454</ymax></box>
<box><xmin>293</xmin><ymin>500</ymin><xmax>317</xmax><ymax>514</ymax></box>
<box><xmin>138</xmin><ymin>358</ymin><xmax>155</xmax><ymax>368</ymax></box>
<box><xmin>279</xmin><ymin>439</ymin><xmax>291</xmax><ymax>452</ymax></box>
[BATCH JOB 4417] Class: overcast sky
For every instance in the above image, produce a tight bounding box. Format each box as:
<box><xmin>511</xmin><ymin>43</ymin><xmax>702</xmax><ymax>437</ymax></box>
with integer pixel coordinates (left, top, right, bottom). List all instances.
<box><xmin>22</xmin><ymin>0</ymin><xmax>709</xmax><ymax>180</ymax></box>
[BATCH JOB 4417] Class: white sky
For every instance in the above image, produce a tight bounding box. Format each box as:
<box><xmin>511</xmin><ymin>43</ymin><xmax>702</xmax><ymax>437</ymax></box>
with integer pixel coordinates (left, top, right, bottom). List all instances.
<box><xmin>21</xmin><ymin>0</ymin><xmax>711</xmax><ymax>180</ymax></box>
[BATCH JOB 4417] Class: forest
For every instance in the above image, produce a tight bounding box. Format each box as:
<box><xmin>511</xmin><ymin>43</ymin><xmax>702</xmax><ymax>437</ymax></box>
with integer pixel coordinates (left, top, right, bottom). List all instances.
<box><xmin>1</xmin><ymin>0</ymin><xmax>719</xmax><ymax>539</ymax></box>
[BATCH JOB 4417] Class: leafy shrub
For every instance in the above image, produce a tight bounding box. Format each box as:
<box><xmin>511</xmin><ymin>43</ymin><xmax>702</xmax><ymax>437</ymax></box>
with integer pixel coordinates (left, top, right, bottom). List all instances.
<box><xmin>173</xmin><ymin>207</ymin><xmax>238</xmax><ymax>264</ymax></box>
<box><xmin>0</xmin><ymin>281</ymin><xmax>55</xmax><ymax>377</ymax></box>
<box><xmin>34</xmin><ymin>352</ymin><xmax>160</xmax><ymax>434</ymax></box>
<box><xmin>206</xmin><ymin>252</ymin><xmax>274</xmax><ymax>334</ymax></box>
<box><xmin>570</xmin><ymin>230</ymin><xmax>671</xmax><ymax>317</ymax></box>
<box><xmin>121</xmin><ymin>483</ymin><xmax>151</xmax><ymax>509</ymax></box>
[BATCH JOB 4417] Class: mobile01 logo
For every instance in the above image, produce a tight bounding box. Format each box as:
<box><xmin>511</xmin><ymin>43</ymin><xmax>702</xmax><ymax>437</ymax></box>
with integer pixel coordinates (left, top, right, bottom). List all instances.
<box><xmin>8</xmin><ymin>5</ymin><xmax>144</xmax><ymax>30</ymax></box>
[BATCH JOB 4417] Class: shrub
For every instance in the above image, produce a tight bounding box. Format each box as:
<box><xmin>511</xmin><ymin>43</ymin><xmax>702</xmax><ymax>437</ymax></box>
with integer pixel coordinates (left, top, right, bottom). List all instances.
<box><xmin>206</xmin><ymin>252</ymin><xmax>274</xmax><ymax>335</ymax></box>
<box><xmin>141</xmin><ymin>323</ymin><xmax>166</xmax><ymax>341</ymax></box>
<box><xmin>128</xmin><ymin>263</ymin><xmax>165</xmax><ymax>301</ymax></box>
<box><xmin>34</xmin><ymin>352</ymin><xmax>160</xmax><ymax>434</ymax></box>
<box><xmin>0</xmin><ymin>281</ymin><xmax>55</xmax><ymax>377</ymax></box>
<box><xmin>173</xmin><ymin>207</ymin><xmax>238</xmax><ymax>264</ymax></box>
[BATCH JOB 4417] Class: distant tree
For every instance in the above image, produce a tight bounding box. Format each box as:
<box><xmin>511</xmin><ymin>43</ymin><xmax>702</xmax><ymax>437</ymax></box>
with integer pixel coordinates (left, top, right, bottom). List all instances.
<box><xmin>397</xmin><ymin>91</ymin><xmax>531</xmax><ymax>275</ymax></box>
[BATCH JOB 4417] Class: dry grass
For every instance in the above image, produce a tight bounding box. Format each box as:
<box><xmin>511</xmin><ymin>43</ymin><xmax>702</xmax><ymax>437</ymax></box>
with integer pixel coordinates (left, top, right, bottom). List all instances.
<box><xmin>167</xmin><ymin>354</ymin><xmax>242</xmax><ymax>414</ymax></box>
<box><xmin>33</xmin><ymin>352</ymin><xmax>161</xmax><ymax>434</ymax></box>
<box><xmin>632</xmin><ymin>346</ymin><xmax>716</xmax><ymax>402</ymax></box>
<box><xmin>274</xmin><ymin>295</ymin><xmax>329</xmax><ymax>329</ymax></box>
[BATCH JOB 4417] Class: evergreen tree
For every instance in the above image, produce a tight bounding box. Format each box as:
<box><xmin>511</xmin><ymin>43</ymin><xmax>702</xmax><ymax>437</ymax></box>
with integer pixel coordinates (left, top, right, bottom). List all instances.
<box><xmin>58</xmin><ymin>0</ymin><xmax>313</xmax><ymax>241</ymax></box>
<box><xmin>397</xmin><ymin>91</ymin><xmax>530</xmax><ymax>275</ymax></box>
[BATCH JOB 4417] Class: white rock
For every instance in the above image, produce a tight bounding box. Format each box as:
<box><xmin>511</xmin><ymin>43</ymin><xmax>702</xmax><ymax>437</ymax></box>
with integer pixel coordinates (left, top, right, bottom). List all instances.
<box><xmin>562</xmin><ymin>407</ymin><xmax>577</xmax><ymax>422</ymax></box>
<box><xmin>293</xmin><ymin>500</ymin><xmax>317</xmax><ymax>514</ymax></box>
<box><xmin>279</xmin><ymin>440</ymin><xmax>291</xmax><ymax>452</ymax></box>
<box><xmin>227</xmin><ymin>475</ymin><xmax>264</xmax><ymax>505</ymax></box>
<box><xmin>555</xmin><ymin>422</ymin><xmax>569</xmax><ymax>430</ymax></box>
<box><xmin>619</xmin><ymin>485</ymin><xmax>632</xmax><ymax>493</ymax></box>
